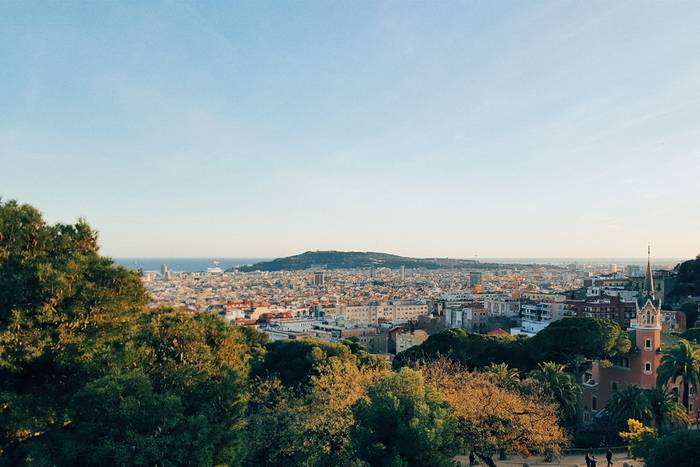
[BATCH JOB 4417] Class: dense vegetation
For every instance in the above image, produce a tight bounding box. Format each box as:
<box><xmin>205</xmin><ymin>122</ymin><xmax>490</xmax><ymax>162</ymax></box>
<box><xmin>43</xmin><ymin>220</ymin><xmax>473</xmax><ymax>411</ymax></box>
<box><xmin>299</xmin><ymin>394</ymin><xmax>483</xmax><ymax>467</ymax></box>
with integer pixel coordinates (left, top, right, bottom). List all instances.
<box><xmin>234</xmin><ymin>250</ymin><xmax>482</xmax><ymax>272</ymax></box>
<box><xmin>2</xmin><ymin>199</ymin><xmax>698</xmax><ymax>466</ymax></box>
<box><xmin>0</xmin><ymin>200</ymin><xmax>567</xmax><ymax>466</ymax></box>
<box><xmin>394</xmin><ymin>317</ymin><xmax>631</xmax><ymax>374</ymax></box>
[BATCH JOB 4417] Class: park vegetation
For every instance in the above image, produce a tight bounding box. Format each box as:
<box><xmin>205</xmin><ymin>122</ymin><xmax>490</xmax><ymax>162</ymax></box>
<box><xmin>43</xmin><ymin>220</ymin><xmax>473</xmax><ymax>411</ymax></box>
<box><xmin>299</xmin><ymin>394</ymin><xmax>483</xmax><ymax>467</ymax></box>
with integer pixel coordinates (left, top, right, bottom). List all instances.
<box><xmin>1</xmin><ymin>199</ymin><xmax>698</xmax><ymax>466</ymax></box>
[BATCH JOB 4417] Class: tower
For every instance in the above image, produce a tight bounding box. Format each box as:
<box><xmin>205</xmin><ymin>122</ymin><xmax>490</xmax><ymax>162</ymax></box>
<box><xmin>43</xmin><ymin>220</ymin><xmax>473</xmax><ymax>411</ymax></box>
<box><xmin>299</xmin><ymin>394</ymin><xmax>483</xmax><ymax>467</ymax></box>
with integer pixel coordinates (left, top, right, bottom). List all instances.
<box><xmin>630</xmin><ymin>244</ymin><xmax>662</xmax><ymax>387</ymax></box>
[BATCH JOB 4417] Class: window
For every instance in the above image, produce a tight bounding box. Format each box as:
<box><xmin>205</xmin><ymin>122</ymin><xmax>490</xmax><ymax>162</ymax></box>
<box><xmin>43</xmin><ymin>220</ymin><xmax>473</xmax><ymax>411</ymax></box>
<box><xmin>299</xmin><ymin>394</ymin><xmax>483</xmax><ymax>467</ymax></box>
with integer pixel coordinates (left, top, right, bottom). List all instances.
<box><xmin>612</xmin><ymin>382</ymin><xmax>619</xmax><ymax>392</ymax></box>
<box><xmin>592</xmin><ymin>396</ymin><xmax>598</xmax><ymax>411</ymax></box>
<box><xmin>645</xmin><ymin>338</ymin><xmax>652</xmax><ymax>350</ymax></box>
<box><xmin>644</xmin><ymin>362</ymin><xmax>652</xmax><ymax>374</ymax></box>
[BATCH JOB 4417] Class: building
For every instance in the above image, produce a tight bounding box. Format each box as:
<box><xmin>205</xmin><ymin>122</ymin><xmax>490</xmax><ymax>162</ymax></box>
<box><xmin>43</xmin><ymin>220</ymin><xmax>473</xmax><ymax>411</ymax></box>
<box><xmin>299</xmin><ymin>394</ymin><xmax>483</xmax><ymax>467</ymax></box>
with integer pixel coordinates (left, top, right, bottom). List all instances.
<box><xmin>389</xmin><ymin>328</ymin><xmax>429</xmax><ymax>354</ymax></box>
<box><xmin>400</xmin><ymin>265</ymin><xmax>406</xmax><ymax>282</ymax></box>
<box><xmin>484</xmin><ymin>298</ymin><xmax>521</xmax><ymax>317</ymax></box>
<box><xmin>511</xmin><ymin>302</ymin><xmax>565</xmax><ymax>336</ymax></box>
<box><xmin>313</xmin><ymin>271</ymin><xmax>325</xmax><ymax>287</ymax></box>
<box><xmin>339</xmin><ymin>300</ymin><xmax>429</xmax><ymax>324</ymax></box>
<box><xmin>469</xmin><ymin>271</ymin><xmax>482</xmax><ymax>287</ymax></box>
<box><xmin>565</xmin><ymin>294</ymin><xmax>637</xmax><ymax>329</ymax></box>
<box><xmin>580</xmin><ymin>249</ymin><xmax>700</xmax><ymax>423</ymax></box>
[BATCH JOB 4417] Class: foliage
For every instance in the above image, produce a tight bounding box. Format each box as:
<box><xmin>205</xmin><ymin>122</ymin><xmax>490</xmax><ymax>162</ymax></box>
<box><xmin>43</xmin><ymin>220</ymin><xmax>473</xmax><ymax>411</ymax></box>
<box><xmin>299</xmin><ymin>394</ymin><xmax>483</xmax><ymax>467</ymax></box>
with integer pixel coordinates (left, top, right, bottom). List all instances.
<box><xmin>605</xmin><ymin>385</ymin><xmax>688</xmax><ymax>434</ymax></box>
<box><xmin>393</xmin><ymin>328</ymin><xmax>533</xmax><ymax>371</ymax></box>
<box><xmin>528</xmin><ymin>318</ymin><xmax>631</xmax><ymax>366</ymax></box>
<box><xmin>680</xmin><ymin>326</ymin><xmax>700</xmax><ymax>344</ymax></box>
<box><xmin>245</xmin><ymin>356</ymin><xmax>387</xmax><ymax>466</ymax></box>
<box><xmin>0</xmin><ymin>200</ymin><xmax>259</xmax><ymax>465</ymax></box>
<box><xmin>656</xmin><ymin>339</ymin><xmax>700</xmax><ymax>411</ymax></box>
<box><xmin>0</xmin><ymin>199</ymin><xmax>148</xmax><ymax>454</ymax></box>
<box><xmin>394</xmin><ymin>318</ymin><xmax>630</xmax><ymax>375</ymax></box>
<box><xmin>420</xmin><ymin>359</ymin><xmax>566</xmax><ymax>467</ymax></box>
<box><xmin>618</xmin><ymin>418</ymin><xmax>656</xmax><ymax>459</ymax></box>
<box><xmin>351</xmin><ymin>368</ymin><xmax>460</xmax><ymax>467</ymax></box>
<box><xmin>255</xmin><ymin>338</ymin><xmax>386</xmax><ymax>388</ymax></box>
<box><xmin>645</xmin><ymin>428</ymin><xmax>700</xmax><ymax>467</ymax></box>
<box><xmin>528</xmin><ymin>362</ymin><xmax>581</xmax><ymax>427</ymax></box>
<box><xmin>484</xmin><ymin>362</ymin><xmax>520</xmax><ymax>389</ymax></box>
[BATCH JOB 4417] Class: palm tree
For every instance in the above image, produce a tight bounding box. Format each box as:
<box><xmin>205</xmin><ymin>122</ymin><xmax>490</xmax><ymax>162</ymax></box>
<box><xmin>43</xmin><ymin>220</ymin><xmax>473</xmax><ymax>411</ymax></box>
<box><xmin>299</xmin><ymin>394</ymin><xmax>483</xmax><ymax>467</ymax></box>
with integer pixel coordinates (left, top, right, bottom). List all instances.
<box><xmin>484</xmin><ymin>362</ymin><xmax>520</xmax><ymax>389</ymax></box>
<box><xmin>606</xmin><ymin>384</ymin><xmax>651</xmax><ymax>427</ymax></box>
<box><xmin>530</xmin><ymin>361</ymin><xmax>581</xmax><ymax>426</ymax></box>
<box><xmin>645</xmin><ymin>387</ymin><xmax>690</xmax><ymax>433</ymax></box>
<box><xmin>656</xmin><ymin>339</ymin><xmax>700</xmax><ymax>412</ymax></box>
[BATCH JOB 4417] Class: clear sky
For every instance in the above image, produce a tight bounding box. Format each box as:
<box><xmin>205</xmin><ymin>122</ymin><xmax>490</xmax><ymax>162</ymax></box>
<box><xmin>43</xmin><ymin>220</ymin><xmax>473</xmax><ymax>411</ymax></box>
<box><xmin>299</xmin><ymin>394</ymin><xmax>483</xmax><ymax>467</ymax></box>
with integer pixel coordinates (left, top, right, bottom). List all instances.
<box><xmin>2</xmin><ymin>1</ymin><xmax>699</xmax><ymax>259</ymax></box>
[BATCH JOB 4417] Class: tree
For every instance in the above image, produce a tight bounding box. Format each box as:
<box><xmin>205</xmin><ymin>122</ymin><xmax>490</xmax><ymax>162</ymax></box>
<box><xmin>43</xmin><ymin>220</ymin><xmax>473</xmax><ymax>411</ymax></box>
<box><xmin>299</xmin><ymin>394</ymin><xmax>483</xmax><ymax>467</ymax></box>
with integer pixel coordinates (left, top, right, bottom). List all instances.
<box><xmin>351</xmin><ymin>368</ymin><xmax>460</xmax><ymax>467</ymax></box>
<box><xmin>0</xmin><ymin>200</ymin><xmax>148</xmax><ymax>454</ymax></box>
<box><xmin>656</xmin><ymin>339</ymin><xmax>700</xmax><ymax>412</ymax></box>
<box><xmin>393</xmin><ymin>328</ymin><xmax>533</xmax><ymax>371</ymax></box>
<box><xmin>680</xmin><ymin>327</ymin><xmax>700</xmax><ymax>344</ymax></box>
<box><xmin>484</xmin><ymin>362</ymin><xmax>520</xmax><ymax>389</ymax></box>
<box><xmin>245</xmin><ymin>356</ymin><xmax>387</xmax><ymax>466</ymax></box>
<box><xmin>618</xmin><ymin>419</ymin><xmax>656</xmax><ymax>459</ymax></box>
<box><xmin>606</xmin><ymin>385</ymin><xmax>652</xmax><ymax>429</ymax></box>
<box><xmin>529</xmin><ymin>362</ymin><xmax>581</xmax><ymax>427</ymax></box>
<box><xmin>645</xmin><ymin>427</ymin><xmax>700</xmax><ymax>467</ymax></box>
<box><xmin>529</xmin><ymin>318</ymin><xmax>631</xmax><ymax>369</ymax></box>
<box><xmin>255</xmin><ymin>339</ymin><xmax>362</xmax><ymax>388</ymax></box>
<box><xmin>645</xmin><ymin>387</ymin><xmax>690</xmax><ymax>434</ymax></box>
<box><xmin>0</xmin><ymin>200</ymin><xmax>260</xmax><ymax>464</ymax></box>
<box><xmin>420</xmin><ymin>359</ymin><xmax>566</xmax><ymax>467</ymax></box>
<box><xmin>7</xmin><ymin>311</ymin><xmax>255</xmax><ymax>466</ymax></box>
<box><xmin>680</xmin><ymin>303</ymin><xmax>699</xmax><ymax>330</ymax></box>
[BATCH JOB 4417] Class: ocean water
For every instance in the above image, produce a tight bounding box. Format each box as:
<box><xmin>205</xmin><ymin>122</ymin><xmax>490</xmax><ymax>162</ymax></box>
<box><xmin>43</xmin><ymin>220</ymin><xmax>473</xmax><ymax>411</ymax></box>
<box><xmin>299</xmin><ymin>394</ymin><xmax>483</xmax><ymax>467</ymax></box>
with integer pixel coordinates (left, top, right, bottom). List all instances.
<box><xmin>113</xmin><ymin>258</ymin><xmax>271</xmax><ymax>272</ymax></box>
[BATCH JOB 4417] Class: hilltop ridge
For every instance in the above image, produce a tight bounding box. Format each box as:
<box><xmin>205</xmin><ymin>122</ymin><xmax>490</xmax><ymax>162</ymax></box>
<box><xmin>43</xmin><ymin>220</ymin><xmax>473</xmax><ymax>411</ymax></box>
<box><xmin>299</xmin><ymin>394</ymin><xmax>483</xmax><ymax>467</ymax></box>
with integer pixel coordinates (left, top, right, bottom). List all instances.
<box><xmin>231</xmin><ymin>250</ymin><xmax>481</xmax><ymax>272</ymax></box>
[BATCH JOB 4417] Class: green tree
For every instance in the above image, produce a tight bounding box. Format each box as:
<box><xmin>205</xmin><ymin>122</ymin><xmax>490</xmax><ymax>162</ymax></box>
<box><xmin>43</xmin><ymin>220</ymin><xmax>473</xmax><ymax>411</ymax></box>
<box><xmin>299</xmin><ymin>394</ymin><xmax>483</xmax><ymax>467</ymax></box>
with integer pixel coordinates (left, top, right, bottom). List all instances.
<box><xmin>606</xmin><ymin>385</ymin><xmax>652</xmax><ymax>429</ymax></box>
<box><xmin>0</xmin><ymin>200</ymin><xmax>148</xmax><ymax>454</ymax></box>
<box><xmin>351</xmin><ymin>368</ymin><xmax>460</xmax><ymax>467</ymax></box>
<box><xmin>529</xmin><ymin>318</ymin><xmax>631</xmax><ymax>369</ymax></box>
<box><xmin>529</xmin><ymin>362</ymin><xmax>581</xmax><ymax>427</ymax></box>
<box><xmin>484</xmin><ymin>362</ymin><xmax>520</xmax><ymax>389</ymax></box>
<box><xmin>680</xmin><ymin>327</ymin><xmax>700</xmax><ymax>343</ymax></box>
<box><xmin>256</xmin><ymin>339</ymin><xmax>359</xmax><ymax>387</ymax></box>
<box><xmin>645</xmin><ymin>387</ymin><xmax>690</xmax><ymax>433</ymax></box>
<box><xmin>656</xmin><ymin>339</ymin><xmax>700</xmax><ymax>412</ymax></box>
<box><xmin>645</xmin><ymin>427</ymin><xmax>700</xmax><ymax>467</ymax></box>
<box><xmin>0</xmin><ymin>200</ymin><xmax>258</xmax><ymax>465</ymax></box>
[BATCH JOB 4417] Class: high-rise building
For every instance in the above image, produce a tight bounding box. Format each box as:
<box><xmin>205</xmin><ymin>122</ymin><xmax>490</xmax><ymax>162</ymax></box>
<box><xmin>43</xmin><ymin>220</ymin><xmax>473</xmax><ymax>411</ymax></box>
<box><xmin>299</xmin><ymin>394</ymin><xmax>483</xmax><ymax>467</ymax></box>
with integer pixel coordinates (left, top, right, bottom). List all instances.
<box><xmin>400</xmin><ymin>265</ymin><xmax>405</xmax><ymax>282</ymax></box>
<box><xmin>313</xmin><ymin>271</ymin><xmax>325</xmax><ymax>287</ymax></box>
<box><xmin>469</xmin><ymin>271</ymin><xmax>482</xmax><ymax>287</ymax></box>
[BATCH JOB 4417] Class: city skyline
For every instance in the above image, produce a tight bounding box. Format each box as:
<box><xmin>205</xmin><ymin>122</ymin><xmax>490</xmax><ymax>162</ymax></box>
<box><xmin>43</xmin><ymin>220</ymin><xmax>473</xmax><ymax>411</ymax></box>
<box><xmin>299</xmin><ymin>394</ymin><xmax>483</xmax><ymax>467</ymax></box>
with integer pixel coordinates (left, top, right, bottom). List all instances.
<box><xmin>2</xmin><ymin>2</ymin><xmax>700</xmax><ymax>258</ymax></box>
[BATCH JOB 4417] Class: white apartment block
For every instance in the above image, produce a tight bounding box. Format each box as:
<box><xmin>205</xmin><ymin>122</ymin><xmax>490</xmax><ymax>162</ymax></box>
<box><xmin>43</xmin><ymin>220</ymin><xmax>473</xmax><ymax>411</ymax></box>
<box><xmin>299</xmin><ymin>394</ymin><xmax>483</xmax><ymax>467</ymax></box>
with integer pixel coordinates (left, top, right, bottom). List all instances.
<box><xmin>338</xmin><ymin>300</ymin><xmax>429</xmax><ymax>324</ymax></box>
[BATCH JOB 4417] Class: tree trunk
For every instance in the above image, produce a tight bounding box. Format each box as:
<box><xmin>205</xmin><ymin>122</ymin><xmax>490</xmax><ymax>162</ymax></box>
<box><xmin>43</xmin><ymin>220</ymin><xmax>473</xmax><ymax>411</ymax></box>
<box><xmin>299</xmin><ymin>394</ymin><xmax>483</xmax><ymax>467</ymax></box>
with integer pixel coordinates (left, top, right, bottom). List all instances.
<box><xmin>475</xmin><ymin>452</ymin><xmax>498</xmax><ymax>467</ymax></box>
<box><xmin>683</xmin><ymin>381</ymin><xmax>690</xmax><ymax>413</ymax></box>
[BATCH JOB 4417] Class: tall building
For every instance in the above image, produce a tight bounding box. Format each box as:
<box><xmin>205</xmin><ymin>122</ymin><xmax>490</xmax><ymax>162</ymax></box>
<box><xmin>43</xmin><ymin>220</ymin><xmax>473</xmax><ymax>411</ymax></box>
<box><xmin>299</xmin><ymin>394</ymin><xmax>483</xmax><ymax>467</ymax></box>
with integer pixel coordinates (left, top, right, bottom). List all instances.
<box><xmin>313</xmin><ymin>271</ymin><xmax>325</xmax><ymax>287</ymax></box>
<box><xmin>580</xmin><ymin>247</ymin><xmax>700</xmax><ymax>423</ymax></box>
<box><xmin>160</xmin><ymin>263</ymin><xmax>172</xmax><ymax>281</ymax></box>
<box><xmin>400</xmin><ymin>265</ymin><xmax>405</xmax><ymax>282</ymax></box>
<box><xmin>469</xmin><ymin>271</ymin><xmax>482</xmax><ymax>287</ymax></box>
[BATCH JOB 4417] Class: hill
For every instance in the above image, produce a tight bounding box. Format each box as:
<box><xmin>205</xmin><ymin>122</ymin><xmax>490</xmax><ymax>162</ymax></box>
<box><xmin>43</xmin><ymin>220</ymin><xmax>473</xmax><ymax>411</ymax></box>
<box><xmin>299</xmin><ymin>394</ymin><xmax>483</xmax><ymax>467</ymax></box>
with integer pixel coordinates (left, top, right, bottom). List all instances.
<box><xmin>232</xmin><ymin>250</ymin><xmax>480</xmax><ymax>272</ymax></box>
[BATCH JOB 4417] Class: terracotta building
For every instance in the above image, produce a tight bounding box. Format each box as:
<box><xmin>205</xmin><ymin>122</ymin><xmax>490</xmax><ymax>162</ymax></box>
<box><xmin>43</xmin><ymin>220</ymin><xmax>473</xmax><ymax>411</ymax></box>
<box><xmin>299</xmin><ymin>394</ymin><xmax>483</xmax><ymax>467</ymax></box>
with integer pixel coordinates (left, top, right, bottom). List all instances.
<box><xmin>581</xmin><ymin>250</ymin><xmax>700</xmax><ymax>424</ymax></box>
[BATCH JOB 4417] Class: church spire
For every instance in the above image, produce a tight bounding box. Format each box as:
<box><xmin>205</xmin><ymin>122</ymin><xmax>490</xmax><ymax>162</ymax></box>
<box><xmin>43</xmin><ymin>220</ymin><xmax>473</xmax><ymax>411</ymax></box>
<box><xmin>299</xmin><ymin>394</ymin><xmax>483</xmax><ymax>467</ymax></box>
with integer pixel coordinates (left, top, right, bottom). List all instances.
<box><xmin>645</xmin><ymin>243</ymin><xmax>655</xmax><ymax>298</ymax></box>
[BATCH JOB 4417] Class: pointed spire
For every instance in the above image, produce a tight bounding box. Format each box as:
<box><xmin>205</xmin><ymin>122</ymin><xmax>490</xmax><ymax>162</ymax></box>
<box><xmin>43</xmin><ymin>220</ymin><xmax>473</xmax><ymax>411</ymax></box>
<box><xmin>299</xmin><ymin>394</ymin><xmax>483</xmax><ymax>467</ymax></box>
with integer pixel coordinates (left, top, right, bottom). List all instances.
<box><xmin>645</xmin><ymin>242</ymin><xmax>655</xmax><ymax>298</ymax></box>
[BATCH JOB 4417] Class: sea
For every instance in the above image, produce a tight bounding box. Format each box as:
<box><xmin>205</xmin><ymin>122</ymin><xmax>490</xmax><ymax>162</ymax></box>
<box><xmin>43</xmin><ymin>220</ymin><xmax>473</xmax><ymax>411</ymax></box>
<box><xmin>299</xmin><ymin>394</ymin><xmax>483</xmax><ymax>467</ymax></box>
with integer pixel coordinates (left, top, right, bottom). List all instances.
<box><xmin>114</xmin><ymin>258</ymin><xmax>271</xmax><ymax>272</ymax></box>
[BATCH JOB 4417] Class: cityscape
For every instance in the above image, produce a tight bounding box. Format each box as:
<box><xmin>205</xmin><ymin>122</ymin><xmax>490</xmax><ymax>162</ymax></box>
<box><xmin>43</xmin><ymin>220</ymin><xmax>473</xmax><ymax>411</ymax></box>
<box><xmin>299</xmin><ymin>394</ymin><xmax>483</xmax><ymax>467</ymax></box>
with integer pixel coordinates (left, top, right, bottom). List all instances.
<box><xmin>2</xmin><ymin>2</ymin><xmax>700</xmax><ymax>467</ymax></box>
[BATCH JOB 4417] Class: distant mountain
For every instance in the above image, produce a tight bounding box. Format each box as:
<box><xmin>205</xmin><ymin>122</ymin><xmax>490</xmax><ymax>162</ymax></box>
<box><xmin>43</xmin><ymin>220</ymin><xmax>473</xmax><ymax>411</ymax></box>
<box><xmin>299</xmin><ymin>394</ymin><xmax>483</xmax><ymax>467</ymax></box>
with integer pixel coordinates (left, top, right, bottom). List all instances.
<box><xmin>231</xmin><ymin>251</ymin><xmax>481</xmax><ymax>272</ymax></box>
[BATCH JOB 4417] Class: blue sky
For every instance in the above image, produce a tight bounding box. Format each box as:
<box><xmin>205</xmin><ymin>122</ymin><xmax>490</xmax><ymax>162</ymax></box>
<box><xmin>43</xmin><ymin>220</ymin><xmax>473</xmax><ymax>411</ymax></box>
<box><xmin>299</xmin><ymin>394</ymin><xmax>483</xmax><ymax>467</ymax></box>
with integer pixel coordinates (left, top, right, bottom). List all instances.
<box><xmin>2</xmin><ymin>1</ymin><xmax>699</xmax><ymax>258</ymax></box>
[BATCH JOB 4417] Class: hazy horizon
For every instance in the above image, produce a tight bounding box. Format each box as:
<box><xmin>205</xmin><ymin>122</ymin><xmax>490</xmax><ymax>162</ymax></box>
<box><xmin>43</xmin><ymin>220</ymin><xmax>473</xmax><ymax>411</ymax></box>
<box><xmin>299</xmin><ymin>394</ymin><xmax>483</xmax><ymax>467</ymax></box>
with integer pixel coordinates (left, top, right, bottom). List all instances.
<box><xmin>2</xmin><ymin>2</ymin><xmax>699</xmax><ymax>258</ymax></box>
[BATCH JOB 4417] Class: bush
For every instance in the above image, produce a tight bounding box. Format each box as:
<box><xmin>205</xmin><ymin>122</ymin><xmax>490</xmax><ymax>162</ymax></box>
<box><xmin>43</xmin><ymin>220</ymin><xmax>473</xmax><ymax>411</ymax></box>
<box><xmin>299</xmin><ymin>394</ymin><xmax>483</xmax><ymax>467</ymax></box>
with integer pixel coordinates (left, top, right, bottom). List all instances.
<box><xmin>645</xmin><ymin>429</ymin><xmax>700</xmax><ymax>467</ymax></box>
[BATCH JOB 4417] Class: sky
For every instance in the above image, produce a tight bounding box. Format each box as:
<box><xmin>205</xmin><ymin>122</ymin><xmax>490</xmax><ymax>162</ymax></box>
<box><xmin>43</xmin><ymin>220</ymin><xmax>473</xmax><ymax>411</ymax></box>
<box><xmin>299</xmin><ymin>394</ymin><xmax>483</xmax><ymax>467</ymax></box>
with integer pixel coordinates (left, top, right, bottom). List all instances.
<box><xmin>1</xmin><ymin>1</ymin><xmax>699</xmax><ymax>259</ymax></box>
